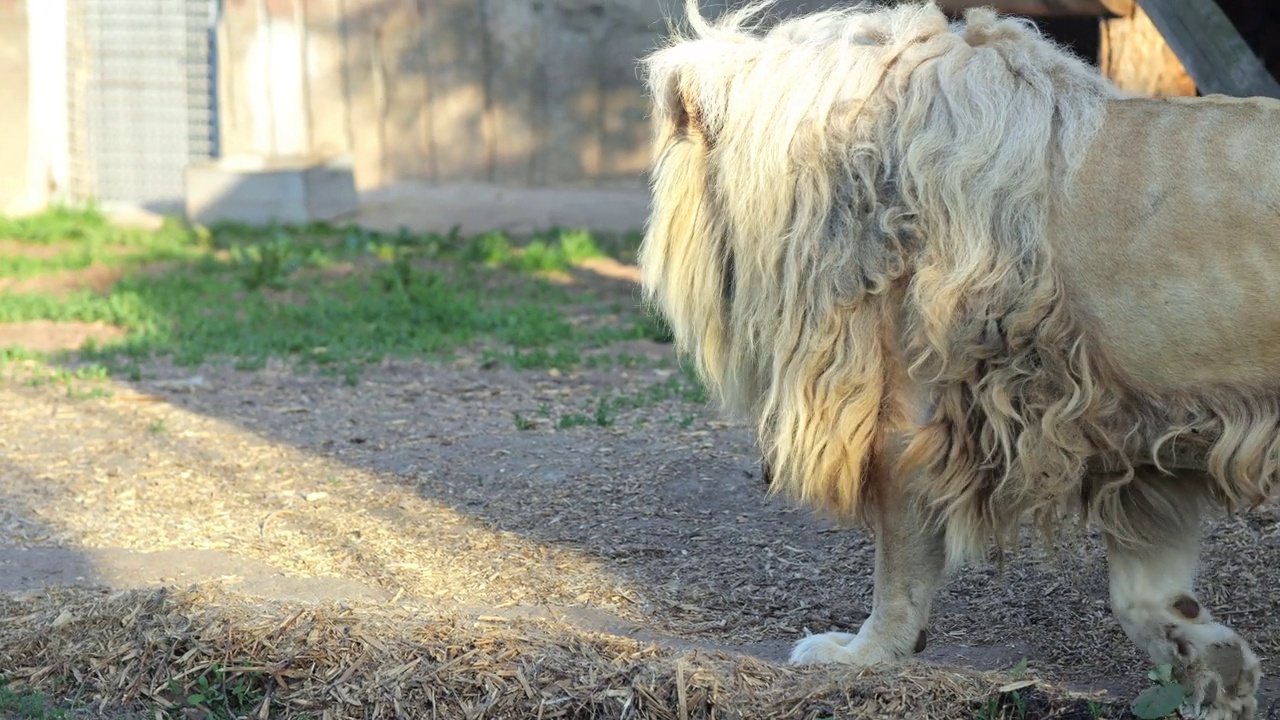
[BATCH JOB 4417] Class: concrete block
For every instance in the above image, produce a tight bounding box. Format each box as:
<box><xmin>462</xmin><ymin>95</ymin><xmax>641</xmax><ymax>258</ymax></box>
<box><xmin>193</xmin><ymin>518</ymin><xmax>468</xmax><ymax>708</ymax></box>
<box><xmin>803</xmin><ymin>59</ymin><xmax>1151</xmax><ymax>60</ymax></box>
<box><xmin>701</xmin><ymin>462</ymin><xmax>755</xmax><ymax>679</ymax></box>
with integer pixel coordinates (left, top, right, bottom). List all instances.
<box><xmin>184</xmin><ymin>155</ymin><xmax>358</xmax><ymax>226</ymax></box>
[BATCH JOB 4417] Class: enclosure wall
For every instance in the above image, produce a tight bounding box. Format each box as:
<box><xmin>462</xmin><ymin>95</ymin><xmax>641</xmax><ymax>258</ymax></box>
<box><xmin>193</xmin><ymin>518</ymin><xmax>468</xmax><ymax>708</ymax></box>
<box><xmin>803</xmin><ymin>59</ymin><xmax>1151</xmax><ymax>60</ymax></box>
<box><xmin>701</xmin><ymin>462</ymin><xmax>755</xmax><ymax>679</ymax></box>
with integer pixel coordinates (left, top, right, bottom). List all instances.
<box><xmin>214</xmin><ymin>0</ymin><xmax>668</xmax><ymax>191</ymax></box>
<box><xmin>0</xmin><ymin>0</ymin><xmax>30</xmax><ymax>213</ymax></box>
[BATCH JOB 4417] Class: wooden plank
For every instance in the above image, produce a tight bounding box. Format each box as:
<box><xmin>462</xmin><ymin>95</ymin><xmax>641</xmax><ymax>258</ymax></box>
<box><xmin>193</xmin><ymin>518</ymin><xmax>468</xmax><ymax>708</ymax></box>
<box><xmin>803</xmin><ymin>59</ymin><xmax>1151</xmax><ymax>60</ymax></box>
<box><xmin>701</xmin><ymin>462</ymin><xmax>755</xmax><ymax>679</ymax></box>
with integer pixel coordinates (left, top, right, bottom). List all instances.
<box><xmin>217</xmin><ymin>0</ymin><xmax>261</xmax><ymax>157</ymax></box>
<box><xmin>938</xmin><ymin>0</ymin><xmax>1106</xmax><ymax>16</ymax></box>
<box><xmin>336</xmin><ymin>0</ymin><xmax>386</xmax><ymax>189</ymax></box>
<box><xmin>1099</xmin><ymin>2</ymin><xmax>1197</xmax><ymax>96</ymax></box>
<box><xmin>484</xmin><ymin>1</ymin><xmax>542</xmax><ymax>185</ymax></box>
<box><xmin>303</xmin><ymin>0</ymin><xmax>355</xmax><ymax>159</ymax></box>
<box><xmin>377</xmin><ymin>0</ymin><xmax>435</xmax><ymax>182</ymax></box>
<box><xmin>1135</xmin><ymin>0</ymin><xmax>1280</xmax><ymax>98</ymax></box>
<box><xmin>422</xmin><ymin>0</ymin><xmax>490</xmax><ymax>182</ymax></box>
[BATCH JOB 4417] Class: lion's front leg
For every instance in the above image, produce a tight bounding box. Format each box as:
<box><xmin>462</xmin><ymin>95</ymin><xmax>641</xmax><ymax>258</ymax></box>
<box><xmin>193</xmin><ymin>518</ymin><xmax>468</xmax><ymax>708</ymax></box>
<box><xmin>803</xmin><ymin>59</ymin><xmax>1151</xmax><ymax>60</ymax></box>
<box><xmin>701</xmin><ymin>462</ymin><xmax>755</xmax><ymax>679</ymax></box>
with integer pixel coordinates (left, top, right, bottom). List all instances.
<box><xmin>1104</xmin><ymin>472</ymin><xmax>1261</xmax><ymax>720</ymax></box>
<box><xmin>790</xmin><ymin>484</ymin><xmax>946</xmax><ymax>667</ymax></box>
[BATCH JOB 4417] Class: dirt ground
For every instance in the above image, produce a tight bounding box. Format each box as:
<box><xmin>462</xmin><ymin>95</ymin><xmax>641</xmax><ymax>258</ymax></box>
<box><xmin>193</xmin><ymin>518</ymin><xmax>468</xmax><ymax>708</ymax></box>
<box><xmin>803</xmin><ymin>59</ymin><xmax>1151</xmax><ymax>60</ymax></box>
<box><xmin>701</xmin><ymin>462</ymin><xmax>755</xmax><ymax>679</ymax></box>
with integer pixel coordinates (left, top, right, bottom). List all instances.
<box><xmin>2</xmin><ymin>263</ymin><xmax>1280</xmax><ymax>719</ymax></box>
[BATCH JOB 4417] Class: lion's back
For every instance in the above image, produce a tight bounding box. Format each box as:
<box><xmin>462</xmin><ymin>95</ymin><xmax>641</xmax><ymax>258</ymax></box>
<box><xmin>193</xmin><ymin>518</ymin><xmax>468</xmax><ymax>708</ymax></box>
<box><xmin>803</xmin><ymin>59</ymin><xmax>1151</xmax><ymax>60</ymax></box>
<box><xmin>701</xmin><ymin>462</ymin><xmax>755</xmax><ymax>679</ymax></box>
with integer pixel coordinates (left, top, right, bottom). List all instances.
<box><xmin>1048</xmin><ymin>94</ymin><xmax>1280</xmax><ymax>391</ymax></box>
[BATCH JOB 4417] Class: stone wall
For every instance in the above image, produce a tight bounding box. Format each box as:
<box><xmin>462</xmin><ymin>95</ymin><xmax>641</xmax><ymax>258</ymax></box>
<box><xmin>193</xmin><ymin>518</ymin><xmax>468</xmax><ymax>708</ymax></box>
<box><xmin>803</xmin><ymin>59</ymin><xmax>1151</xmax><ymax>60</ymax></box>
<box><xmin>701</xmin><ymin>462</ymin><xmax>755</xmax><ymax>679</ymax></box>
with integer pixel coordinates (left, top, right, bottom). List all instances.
<box><xmin>215</xmin><ymin>0</ymin><xmax>680</xmax><ymax>192</ymax></box>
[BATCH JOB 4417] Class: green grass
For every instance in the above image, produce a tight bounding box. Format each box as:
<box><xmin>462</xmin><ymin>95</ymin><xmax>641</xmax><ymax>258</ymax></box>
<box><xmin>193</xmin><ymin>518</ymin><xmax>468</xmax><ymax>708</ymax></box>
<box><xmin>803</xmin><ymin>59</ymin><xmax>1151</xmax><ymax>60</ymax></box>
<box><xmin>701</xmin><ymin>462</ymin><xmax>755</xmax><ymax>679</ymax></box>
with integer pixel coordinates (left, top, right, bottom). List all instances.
<box><xmin>0</xmin><ymin>208</ymin><xmax>673</xmax><ymax>383</ymax></box>
<box><xmin>0</xmin><ymin>677</ymin><xmax>71</xmax><ymax>720</ymax></box>
<box><xmin>0</xmin><ymin>206</ymin><xmax>203</xmax><ymax>279</ymax></box>
<box><xmin>528</xmin><ymin>364</ymin><xmax>709</xmax><ymax>431</ymax></box>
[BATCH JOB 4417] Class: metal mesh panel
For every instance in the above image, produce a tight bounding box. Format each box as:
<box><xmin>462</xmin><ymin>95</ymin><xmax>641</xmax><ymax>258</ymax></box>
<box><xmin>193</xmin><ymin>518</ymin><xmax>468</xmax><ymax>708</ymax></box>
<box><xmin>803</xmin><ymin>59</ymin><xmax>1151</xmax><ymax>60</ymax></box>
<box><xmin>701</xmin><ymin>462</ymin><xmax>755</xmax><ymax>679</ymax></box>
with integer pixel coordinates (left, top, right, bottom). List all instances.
<box><xmin>68</xmin><ymin>0</ymin><xmax>218</xmax><ymax>209</ymax></box>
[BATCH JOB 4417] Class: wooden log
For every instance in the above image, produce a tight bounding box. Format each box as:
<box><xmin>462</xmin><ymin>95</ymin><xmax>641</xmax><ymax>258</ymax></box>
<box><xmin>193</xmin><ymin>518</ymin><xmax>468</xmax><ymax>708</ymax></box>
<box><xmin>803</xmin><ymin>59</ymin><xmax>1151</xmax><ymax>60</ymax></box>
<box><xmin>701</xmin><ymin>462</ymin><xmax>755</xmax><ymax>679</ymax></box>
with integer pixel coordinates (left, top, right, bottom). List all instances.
<box><xmin>1099</xmin><ymin>1</ymin><xmax>1197</xmax><ymax>96</ymax></box>
<box><xmin>1135</xmin><ymin>0</ymin><xmax>1280</xmax><ymax>98</ymax></box>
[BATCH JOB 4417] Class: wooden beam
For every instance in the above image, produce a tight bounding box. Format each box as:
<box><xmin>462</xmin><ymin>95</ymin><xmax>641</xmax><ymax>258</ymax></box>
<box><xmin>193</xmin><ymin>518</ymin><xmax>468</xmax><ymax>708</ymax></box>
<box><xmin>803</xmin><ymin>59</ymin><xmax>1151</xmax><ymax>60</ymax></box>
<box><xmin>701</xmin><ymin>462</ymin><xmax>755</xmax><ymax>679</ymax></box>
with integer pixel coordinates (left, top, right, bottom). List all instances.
<box><xmin>1099</xmin><ymin>1</ymin><xmax>1197</xmax><ymax>96</ymax></box>
<box><xmin>937</xmin><ymin>0</ymin><xmax>1106</xmax><ymax>17</ymax></box>
<box><xmin>1135</xmin><ymin>0</ymin><xmax>1280</xmax><ymax>98</ymax></box>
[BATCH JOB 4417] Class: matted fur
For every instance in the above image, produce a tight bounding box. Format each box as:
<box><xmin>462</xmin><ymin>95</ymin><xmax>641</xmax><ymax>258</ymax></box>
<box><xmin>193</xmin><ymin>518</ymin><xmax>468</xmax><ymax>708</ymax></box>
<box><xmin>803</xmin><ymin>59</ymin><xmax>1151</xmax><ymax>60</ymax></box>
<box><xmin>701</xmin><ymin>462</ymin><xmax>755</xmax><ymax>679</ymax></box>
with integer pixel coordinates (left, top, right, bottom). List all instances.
<box><xmin>639</xmin><ymin>0</ymin><xmax>1280</xmax><ymax>566</ymax></box>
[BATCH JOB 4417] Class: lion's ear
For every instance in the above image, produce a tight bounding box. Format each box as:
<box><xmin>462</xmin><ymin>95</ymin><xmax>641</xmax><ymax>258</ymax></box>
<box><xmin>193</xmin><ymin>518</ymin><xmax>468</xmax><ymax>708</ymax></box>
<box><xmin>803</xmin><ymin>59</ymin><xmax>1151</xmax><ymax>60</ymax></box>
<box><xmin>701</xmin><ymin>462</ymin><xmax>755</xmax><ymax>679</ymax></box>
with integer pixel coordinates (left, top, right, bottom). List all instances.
<box><xmin>667</xmin><ymin>74</ymin><xmax>713</xmax><ymax>147</ymax></box>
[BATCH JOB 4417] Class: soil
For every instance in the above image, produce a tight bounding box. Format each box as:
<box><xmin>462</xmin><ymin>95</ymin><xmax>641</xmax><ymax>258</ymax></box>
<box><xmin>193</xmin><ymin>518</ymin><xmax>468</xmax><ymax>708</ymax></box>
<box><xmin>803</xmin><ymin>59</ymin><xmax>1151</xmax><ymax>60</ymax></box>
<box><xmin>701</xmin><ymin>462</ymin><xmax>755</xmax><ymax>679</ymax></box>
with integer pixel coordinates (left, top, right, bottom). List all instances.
<box><xmin>2</xmin><ymin>264</ymin><xmax>1280</xmax><ymax>718</ymax></box>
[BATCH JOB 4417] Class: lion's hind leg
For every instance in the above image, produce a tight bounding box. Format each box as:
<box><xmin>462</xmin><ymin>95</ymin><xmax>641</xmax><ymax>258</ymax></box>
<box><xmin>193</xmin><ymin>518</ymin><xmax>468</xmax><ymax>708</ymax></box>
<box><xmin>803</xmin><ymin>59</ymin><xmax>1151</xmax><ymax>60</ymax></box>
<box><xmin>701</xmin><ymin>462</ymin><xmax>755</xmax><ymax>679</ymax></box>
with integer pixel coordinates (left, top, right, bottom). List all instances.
<box><xmin>1102</xmin><ymin>471</ymin><xmax>1260</xmax><ymax>720</ymax></box>
<box><xmin>789</xmin><ymin>484</ymin><xmax>946</xmax><ymax>667</ymax></box>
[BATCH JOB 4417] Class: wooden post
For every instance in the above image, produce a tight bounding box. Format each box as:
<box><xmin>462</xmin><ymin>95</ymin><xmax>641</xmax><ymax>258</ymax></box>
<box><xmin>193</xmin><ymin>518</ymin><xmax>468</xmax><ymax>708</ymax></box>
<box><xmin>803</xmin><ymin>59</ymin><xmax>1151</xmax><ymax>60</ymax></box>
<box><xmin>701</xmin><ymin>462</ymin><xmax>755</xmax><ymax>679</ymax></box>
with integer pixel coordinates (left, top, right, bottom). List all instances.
<box><xmin>1099</xmin><ymin>0</ymin><xmax>1197</xmax><ymax>96</ymax></box>
<box><xmin>1134</xmin><ymin>0</ymin><xmax>1280</xmax><ymax>98</ymax></box>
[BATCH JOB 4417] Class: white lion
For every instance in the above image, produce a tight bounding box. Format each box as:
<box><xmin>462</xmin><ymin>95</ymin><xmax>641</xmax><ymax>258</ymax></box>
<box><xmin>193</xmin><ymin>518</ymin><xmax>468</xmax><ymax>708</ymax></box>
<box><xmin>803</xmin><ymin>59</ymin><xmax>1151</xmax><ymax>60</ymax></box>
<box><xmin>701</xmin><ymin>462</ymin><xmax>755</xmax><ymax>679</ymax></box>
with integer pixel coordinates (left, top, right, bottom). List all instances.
<box><xmin>638</xmin><ymin>2</ymin><xmax>1280</xmax><ymax>718</ymax></box>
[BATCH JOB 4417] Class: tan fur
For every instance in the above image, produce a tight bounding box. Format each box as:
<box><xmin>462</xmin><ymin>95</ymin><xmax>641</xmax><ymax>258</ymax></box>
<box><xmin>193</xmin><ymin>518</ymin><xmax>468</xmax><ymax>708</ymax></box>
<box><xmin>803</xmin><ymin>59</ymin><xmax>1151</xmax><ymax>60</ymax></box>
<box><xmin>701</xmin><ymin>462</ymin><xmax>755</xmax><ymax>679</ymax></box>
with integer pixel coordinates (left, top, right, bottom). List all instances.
<box><xmin>639</xmin><ymin>0</ymin><xmax>1280</xmax><ymax>570</ymax></box>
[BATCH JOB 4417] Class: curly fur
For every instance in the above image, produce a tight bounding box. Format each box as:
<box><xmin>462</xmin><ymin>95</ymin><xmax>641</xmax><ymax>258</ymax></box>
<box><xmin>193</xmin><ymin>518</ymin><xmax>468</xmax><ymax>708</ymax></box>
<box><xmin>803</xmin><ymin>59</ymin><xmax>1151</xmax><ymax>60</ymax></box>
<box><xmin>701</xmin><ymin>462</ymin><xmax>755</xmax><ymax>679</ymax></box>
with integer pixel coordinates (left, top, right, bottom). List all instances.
<box><xmin>639</xmin><ymin>0</ymin><xmax>1280</xmax><ymax>566</ymax></box>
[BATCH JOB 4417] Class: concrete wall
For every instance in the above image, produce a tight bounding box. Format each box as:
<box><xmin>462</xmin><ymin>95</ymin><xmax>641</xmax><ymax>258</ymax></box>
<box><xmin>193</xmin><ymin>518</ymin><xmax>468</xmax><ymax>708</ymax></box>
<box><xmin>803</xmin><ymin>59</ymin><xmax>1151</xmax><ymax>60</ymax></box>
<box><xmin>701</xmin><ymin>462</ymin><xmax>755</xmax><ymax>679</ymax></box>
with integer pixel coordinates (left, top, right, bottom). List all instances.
<box><xmin>216</xmin><ymin>0</ymin><xmax>671</xmax><ymax>192</ymax></box>
<box><xmin>0</xmin><ymin>0</ymin><xmax>29</xmax><ymax>213</ymax></box>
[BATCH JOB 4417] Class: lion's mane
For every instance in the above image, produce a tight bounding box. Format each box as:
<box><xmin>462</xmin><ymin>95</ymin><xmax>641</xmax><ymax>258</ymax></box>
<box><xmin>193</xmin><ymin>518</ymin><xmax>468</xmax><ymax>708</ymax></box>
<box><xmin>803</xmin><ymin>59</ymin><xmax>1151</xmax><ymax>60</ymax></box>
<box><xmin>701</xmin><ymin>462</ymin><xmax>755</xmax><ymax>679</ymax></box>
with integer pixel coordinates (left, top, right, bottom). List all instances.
<box><xmin>639</xmin><ymin>0</ymin><xmax>1277</xmax><ymax>565</ymax></box>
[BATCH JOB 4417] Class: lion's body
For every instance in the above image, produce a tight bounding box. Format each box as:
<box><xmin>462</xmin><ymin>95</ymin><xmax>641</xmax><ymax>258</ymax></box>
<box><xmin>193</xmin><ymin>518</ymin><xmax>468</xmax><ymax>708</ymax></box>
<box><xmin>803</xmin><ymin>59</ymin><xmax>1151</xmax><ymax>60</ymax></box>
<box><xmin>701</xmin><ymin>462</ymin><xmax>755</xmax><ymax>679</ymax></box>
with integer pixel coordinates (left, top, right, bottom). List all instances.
<box><xmin>640</xmin><ymin>0</ymin><xmax>1280</xmax><ymax>563</ymax></box>
<box><xmin>640</xmin><ymin>2</ymin><xmax>1276</xmax><ymax>716</ymax></box>
<box><xmin>1054</xmin><ymin>96</ymin><xmax>1280</xmax><ymax>392</ymax></box>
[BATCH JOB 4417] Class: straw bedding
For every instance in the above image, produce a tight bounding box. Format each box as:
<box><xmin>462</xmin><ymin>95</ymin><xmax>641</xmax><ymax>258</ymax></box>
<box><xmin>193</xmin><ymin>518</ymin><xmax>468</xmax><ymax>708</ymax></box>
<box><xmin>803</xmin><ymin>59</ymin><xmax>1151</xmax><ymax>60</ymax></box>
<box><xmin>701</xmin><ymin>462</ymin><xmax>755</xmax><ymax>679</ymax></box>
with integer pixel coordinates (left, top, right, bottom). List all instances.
<box><xmin>0</xmin><ymin>584</ymin><xmax>1125</xmax><ymax>719</ymax></box>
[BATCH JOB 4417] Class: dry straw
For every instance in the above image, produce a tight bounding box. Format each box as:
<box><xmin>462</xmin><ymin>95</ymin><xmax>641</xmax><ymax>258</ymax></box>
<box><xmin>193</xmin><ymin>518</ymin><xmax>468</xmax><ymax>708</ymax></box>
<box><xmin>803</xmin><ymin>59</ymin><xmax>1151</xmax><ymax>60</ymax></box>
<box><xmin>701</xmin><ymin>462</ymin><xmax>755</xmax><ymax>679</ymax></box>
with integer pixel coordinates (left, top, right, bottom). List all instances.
<box><xmin>0</xmin><ymin>584</ymin><xmax>1124</xmax><ymax>719</ymax></box>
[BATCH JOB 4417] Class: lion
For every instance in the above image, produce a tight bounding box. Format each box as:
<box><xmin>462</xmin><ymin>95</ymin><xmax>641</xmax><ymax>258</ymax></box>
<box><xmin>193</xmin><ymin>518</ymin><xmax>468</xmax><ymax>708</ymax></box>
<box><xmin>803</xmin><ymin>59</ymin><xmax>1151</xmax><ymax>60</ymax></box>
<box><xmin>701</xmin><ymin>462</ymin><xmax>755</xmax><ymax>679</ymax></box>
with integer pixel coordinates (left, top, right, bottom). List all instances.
<box><xmin>637</xmin><ymin>1</ymin><xmax>1280</xmax><ymax>717</ymax></box>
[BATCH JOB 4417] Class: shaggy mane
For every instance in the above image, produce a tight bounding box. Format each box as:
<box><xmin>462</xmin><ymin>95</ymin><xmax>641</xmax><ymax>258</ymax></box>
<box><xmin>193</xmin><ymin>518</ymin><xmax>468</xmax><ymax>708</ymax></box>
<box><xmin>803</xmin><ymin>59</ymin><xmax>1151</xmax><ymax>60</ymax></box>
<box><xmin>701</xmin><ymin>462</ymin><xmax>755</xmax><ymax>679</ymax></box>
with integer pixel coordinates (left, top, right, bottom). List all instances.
<box><xmin>638</xmin><ymin>1</ymin><xmax>1276</xmax><ymax>565</ymax></box>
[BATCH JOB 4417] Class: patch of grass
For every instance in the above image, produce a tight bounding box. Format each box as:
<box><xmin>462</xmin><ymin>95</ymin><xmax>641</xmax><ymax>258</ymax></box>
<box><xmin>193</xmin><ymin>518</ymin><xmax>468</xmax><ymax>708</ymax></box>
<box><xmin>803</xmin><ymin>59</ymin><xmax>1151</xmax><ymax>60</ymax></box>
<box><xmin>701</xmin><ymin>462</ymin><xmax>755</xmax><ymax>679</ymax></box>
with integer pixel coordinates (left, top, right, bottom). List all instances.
<box><xmin>2</xmin><ymin>360</ymin><xmax>114</xmax><ymax>400</ymax></box>
<box><xmin>0</xmin><ymin>206</ymin><xmax>203</xmax><ymax>279</ymax></box>
<box><xmin>557</xmin><ymin>412</ymin><xmax>594</xmax><ymax>429</ymax></box>
<box><xmin>0</xmin><ymin>209</ymin><xmax>659</xmax><ymax>381</ymax></box>
<box><xmin>0</xmin><ymin>677</ymin><xmax>71</xmax><ymax>720</ymax></box>
<box><xmin>549</xmin><ymin>363</ymin><xmax>709</xmax><ymax>430</ymax></box>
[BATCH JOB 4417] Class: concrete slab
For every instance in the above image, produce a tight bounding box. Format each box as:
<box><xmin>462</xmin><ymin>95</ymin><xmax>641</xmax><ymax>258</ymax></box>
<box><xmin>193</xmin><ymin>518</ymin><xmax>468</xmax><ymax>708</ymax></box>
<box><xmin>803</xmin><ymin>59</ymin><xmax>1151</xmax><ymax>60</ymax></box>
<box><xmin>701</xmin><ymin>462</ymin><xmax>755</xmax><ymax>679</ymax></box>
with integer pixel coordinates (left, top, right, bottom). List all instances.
<box><xmin>184</xmin><ymin>155</ymin><xmax>359</xmax><ymax>226</ymax></box>
<box><xmin>352</xmin><ymin>181</ymin><xmax>651</xmax><ymax>237</ymax></box>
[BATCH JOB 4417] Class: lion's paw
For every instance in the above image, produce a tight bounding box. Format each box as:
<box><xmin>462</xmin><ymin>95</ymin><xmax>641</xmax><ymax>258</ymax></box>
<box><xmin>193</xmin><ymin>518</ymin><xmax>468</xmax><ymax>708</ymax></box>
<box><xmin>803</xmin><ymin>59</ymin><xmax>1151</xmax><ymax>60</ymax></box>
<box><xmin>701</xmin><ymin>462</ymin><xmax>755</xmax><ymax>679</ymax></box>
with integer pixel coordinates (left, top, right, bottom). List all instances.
<box><xmin>1172</xmin><ymin>622</ymin><xmax>1260</xmax><ymax>720</ymax></box>
<box><xmin>788</xmin><ymin>630</ymin><xmax>898</xmax><ymax>667</ymax></box>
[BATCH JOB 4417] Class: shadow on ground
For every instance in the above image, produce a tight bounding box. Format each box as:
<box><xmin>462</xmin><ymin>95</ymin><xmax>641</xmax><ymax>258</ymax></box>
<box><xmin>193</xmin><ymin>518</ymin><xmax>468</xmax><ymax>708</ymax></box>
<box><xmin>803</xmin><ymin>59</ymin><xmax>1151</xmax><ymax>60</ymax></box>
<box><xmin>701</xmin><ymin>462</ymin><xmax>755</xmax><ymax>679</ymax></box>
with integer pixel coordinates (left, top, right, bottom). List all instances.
<box><xmin>1</xmin><ymin>233</ymin><xmax>1279</xmax><ymax>717</ymax></box>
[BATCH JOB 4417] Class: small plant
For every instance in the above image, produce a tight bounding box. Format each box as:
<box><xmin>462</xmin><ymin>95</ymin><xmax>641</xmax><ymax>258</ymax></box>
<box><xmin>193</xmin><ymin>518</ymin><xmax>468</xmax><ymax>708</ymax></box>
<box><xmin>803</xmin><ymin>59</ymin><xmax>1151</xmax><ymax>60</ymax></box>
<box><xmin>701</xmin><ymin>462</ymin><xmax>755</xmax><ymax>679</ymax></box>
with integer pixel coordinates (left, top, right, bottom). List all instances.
<box><xmin>178</xmin><ymin>664</ymin><xmax>265</xmax><ymax>718</ymax></box>
<box><xmin>1131</xmin><ymin>663</ymin><xmax>1187</xmax><ymax>719</ymax></box>
<box><xmin>973</xmin><ymin>696</ymin><xmax>1001</xmax><ymax>720</ymax></box>
<box><xmin>593</xmin><ymin>398</ymin><xmax>614</xmax><ymax>427</ymax></box>
<box><xmin>375</xmin><ymin>246</ymin><xmax>415</xmax><ymax>293</ymax></box>
<box><xmin>343</xmin><ymin>362</ymin><xmax>361</xmax><ymax>386</ymax></box>
<box><xmin>231</xmin><ymin>231</ymin><xmax>302</xmax><ymax>290</ymax></box>
<box><xmin>148</xmin><ymin>420</ymin><xmax>166</xmax><ymax>434</ymax></box>
<box><xmin>513</xmin><ymin>412</ymin><xmax>535</xmax><ymax>431</ymax></box>
<box><xmin>1009</xmin><ymin>690</ymin><xmax>1027</xmax><ymax>719</ymax></box>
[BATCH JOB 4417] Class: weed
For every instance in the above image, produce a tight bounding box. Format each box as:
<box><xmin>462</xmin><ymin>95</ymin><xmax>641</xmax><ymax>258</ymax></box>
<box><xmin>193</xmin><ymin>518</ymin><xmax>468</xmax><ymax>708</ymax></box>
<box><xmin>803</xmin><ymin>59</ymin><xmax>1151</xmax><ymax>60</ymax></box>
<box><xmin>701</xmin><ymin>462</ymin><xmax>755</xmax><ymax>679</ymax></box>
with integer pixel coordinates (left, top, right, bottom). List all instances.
<box><xmin>973</xmin><ymin>696</ymin><xmax>1001</xmax><ymax>720</ymax></box>
<box><xmin>167</xmin><ymin>664</ymin><xmax>267</xmax><ymax>719</ymax></box>
<box><xmin>148</xmin><ymin>420</ymin><xmax>166</xmax><ymax>434</ymax></box>
<box><xmin>0</xmin><ymin>676</ymin><xmax>70</xmax><ymax>720</ymax></box>
<box><xmin>513</xmin><ymin>412</ymin><xmax>535</xmax><ymax>431</ymax></box>
<box><xmin>230</xmin><ymin>231</ymin><xmax>304</xmax><ymax>289</ymax></box>
<box><xmin>1009</xmin><ymin>690</ymin><xmax>1027</xmax><ymax>719</ymax></box>
<box><xmin>1131</xmin><ymin>663</ymin><xmax>1187</xmax><ymax>719</ymax></box>
<box><xmin>558</xmin><ymin>413</ymin><xmax>593</xmax><ymax>429</ymax></box>
<box><xmin>593</xmin><ymin>398</ymin><xmax>614</xmax><ymax>427</ymax></box>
